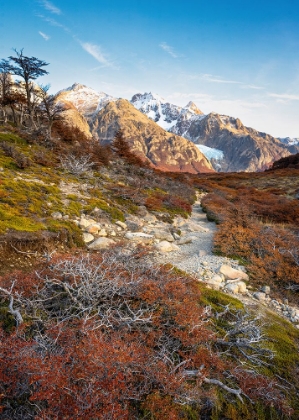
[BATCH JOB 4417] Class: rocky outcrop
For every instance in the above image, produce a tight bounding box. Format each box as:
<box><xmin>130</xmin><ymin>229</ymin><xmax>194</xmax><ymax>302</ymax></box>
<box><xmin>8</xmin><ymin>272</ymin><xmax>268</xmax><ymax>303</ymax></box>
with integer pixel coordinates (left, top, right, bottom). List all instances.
<box><xmin>175</xmin><ymin>112</ymin><xmax>296</xmax><ymax>172</ymax></box>
<box><xmin>130</xmin><ymin>92</ymin><xmax>297</xmax><ymax>172</ymax></box>
<box><xmin>58</xmin><ymin>83</ymin><xmax>116</xmax><ymax>117</ymax></box>
<box><xmin>90</xmin><ymin>99</ymin><xmax>214</xmax><ymax>173</ymax></box>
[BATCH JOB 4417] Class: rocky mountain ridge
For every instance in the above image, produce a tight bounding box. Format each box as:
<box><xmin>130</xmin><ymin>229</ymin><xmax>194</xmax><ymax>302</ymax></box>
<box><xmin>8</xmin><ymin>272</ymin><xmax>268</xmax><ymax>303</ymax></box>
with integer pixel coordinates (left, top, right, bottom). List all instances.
<box><xmin>57</xmin><ymin>83</ymin><xmax>299</xmax><ymax>173</ymax></box>
<box><xmin>131</xmin><ymin>92</ymin><xmax>298</xmax><ymax>172</ymax></box>
<box><xmin>57</xmin><ymin>85</ymin><xmax>213</xmax><ymax>173</ymax></box>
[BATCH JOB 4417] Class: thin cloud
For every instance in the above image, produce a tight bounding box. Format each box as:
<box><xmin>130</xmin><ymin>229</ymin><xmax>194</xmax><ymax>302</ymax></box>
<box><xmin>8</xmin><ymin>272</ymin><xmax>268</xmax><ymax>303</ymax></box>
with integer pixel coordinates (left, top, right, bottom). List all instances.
<box><xmin>36</xmin><ymin>14</ymin><xmax>70</xmax><ymax>33</ymax></box>
<box><xmin>39</xmin><ymin>31</ymin><xmax>50</xmax><ymax>41</ymax></box>
<box><xmin>40</xmin><ymin>0</ymin><xmax>61</xmax><ymax>15</ymax></box>
<box><xmin>241</xmin><ymin>84</ymin><xmax>264</xmax><ymax>90</ymax></box>
<box><xmin>159</xmin><ymin>42</ymin><xmax>178</xmax><ymax>58</ymax></box>
<box><xmin>268</xmin><ymin>93</ymin><xmax>299</xmax><ymax>101</ymax></box>
<box><xmin>201</xmin><ymin>74</ymin><xmax>242</xmax><ymax>84</ymax></box>
<box><xmin>80</xmin><ymin>42</ymin><xmax>112</xmax><ymax>67</ymax></box>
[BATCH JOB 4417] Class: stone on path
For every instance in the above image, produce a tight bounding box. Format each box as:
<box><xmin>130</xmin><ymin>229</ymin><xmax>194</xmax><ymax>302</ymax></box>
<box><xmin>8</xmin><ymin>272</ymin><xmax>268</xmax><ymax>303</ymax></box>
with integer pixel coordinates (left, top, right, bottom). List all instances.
<box><xmin>88</xmin><ymin>237</ymin><xmax>116</xmax><ymax>250</ymax></box>
<box><xmin>219</xmin><ymin>264</ymin><xmax>249</xmax><ymax>281</ymax></box>
<box><xmin>115</xmin><ymin>221</ymin><xmax>127</xmax><ymax>229</ymax></box>
<box><xmin>155</xmin><ymin>241</ymin><xmax>179</xmax><ymax>253</ymax></box>
<box><xmin>125</xmin><ymin>232</ymin><xmax>154</xmax><ymax>241</ymax></box>
<box><xmin>253</xmin><ymin>292</ymin><xmax>267</xmax><ymax>301</ymax></box>
<box><xmin>83</xmin><ymin>233</ymin><xmax>94</xmax><ymax>244</ymax></box>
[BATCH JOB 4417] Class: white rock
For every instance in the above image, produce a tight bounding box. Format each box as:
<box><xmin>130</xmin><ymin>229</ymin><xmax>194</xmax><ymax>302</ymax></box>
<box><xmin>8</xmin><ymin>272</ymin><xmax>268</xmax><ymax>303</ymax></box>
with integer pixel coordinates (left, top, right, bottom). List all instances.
<box><xmin>236</xmin><ymin>281</ymin><xmax>247</xmax><ymax>294</ymax></box>
<box><xmin>110</xmin><ymin>231</ymin><xmax>116</xmax><ymax>237</ymax></box>
<box><xmin>198</xmin><ymin>250</ymin><xmax>207</xmax><ymax>257</ymax></box>
<box><xmin>205</xmin><ymin>280</ymin><xmax>221</xmax><ymax>290</ymax></box>
<box><xmin>79</xmin><ymin>218</ymin><xmax>93</xmax><ymax>229</ymax></box>
<box><xmin>219</xmin><ymin>265</ymin><xmax>249</xmax><ymax>281</ymax></box>
<box><xmin>210</xmin><ymin>274</ymin><xmax>223</xmax><ymax>284</ymax></box>
<box><xmin>173</xmin><ymin>232</ymin><xmax>180</xmax><ymax>240</ymax></box>
<box><xmin>253</xmin><ymin>292</ymin><xmax>266</xmax><ymax>301</ymax></box>
<box><xmin>125</xmin><ymin>232</ymin><xmax>154</xmax><ymax>240</ymax></box>
<box><xmin>115</xmin><ymin>220</ymin><xmax>127</xmax><ymax>229</ymax></box>
<box><xmin>143</xmin><ymin>214</ymin><xmax>157</xmax><ymax>223</ymax></box>
<box><xmin>87</xmin><ymin>224</ymin><xmax>101</xmax><ymax>234</ymax></box>
<box><xmin>261</xmin><ymin>285</ymin><xmax>271</xmax><ymax>295</ymax></box>
<box><xmin>151</xmin><ymin>229</ymin><xmax>174</xmax><ymax>242</ymax></box>
<box><xmin>83</xmin><ymin>233</ymin><xmax>95</xmax><ymax>244</ymax></box>
<box><xmin>177</xmin><ymin>237</ymin><xmax>193</xmax><ymax>245</ymax></box>
<box><xmin>225</xmin><ymin>283</ymin><xmax>240</xmax><ymax>294</ymax></box>
<box><xmin>98</xmin><ymin>229</ymin><xmax>108</xmax><ymax>237</ymax></box>
<box><xmin>51</xmin><ymin>211</ymin><xmax>63</xmax><ymax>219</ymax></box>
<box><xmin>88</xmin><ymin>237</ymin><xmax>116</xmax><ymax>250</ymax></box>
<box><xmin>155</xmin><ymin>241</ymin><xmax>179</xmax><ymax>252</ymax></box>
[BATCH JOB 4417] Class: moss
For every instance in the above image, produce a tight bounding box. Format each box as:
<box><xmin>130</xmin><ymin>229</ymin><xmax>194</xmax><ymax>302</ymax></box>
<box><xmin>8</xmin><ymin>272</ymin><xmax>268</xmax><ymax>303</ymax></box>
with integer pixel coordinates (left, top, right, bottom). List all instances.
<box><xmin>84</xmin><ymin>198</ymin><xmax>125</xmax><ymax>222</ymax></box>
<box><xmin>199</xmin><ymin>285</ymin><xmax>244</xmax><ymax>312</ymax></box>
<box><xmin>263</xmin><ymin>312</ymin><xmax>299</xmax><ymax>380</ymax></box>
<box><xmin>66</xmin><ymin>200</ymin><xmax>82</xmax><ymax>217</ymax></box>
<box><xmin>47</xmin><ymin>220</ymin><xmax>84</xmax><ymax>247</ymax></box>
<box><xmin>0</xmin><ymin>205</ymin><xmax>45</xmax><ymax>234</ymax></box>
<box><xmin>0</xmin><ymin>303</ymin><xmax>17</xmax><ymax>332</ymax></box>
<box><xmin>0</xmin><ymin>132</ymin><xmax>27</xmax><ymax>145</ymax></box>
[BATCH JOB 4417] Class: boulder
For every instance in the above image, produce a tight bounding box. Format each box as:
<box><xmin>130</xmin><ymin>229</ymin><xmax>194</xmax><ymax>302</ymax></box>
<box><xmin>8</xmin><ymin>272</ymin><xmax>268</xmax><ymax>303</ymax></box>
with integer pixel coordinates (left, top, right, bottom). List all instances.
<box><xmin>143</xmin><ymin>214</ymin><xmax>157</xmax><ymax>223</ymax></box>
<box><xmin>125</xmin><ymin>232</ymin><xmax>154</xmax><ymax>242</ymax></box>
<box><xmin>87</xmin><ymin>224</ymin><xmax>101</xmax><ymax>234</ymax></box>
<box><xmin>173</xmin><ymin>232</ymin><xmax>180</xmax><ymax>240</ymax></box>
<box><xmin>261</xmin><ymin>285</ymin><xmax>271</xmax><ymax>295</ymax></box>
<box><xmin>83</xmin><ymin>233</ymin><xmax>94</xmax><ymax>244</ymax></box>
<box><xmin>115</xmin><ymin>220</ymin><xmax>127</xmax><ymax>229</ymax></box>
<box><xmin>51</xmin><ymin>211</ymin><xmax>63</xmax><ymax>220</ymax></box>
<box><xmin>79</xmin><ymin>218</ymin><xmax>96</xmax><ymax>229</ymax></box>
<box><xmin>225</xmin><ymin>283</ymin><xmax>240</xmax><ymax>294</ymax></box>
<box><xmin>150</xmin><ymin>229</ymin><xmax>174</xmax><ymax>242</ymax></box>
<box><xmin>155</xmin><ymin>241</ymin><xmax>179</xmax><ymax>253</ymax></box>
<box><xmin>97</xmin><ymin>229</ymin><xmax>107</xmax><ymax>237</ymax></box>
<box><xmin>88</xmin><ymin>237</ymin><xmax>116</xmax><ymax>250</ymax></box>
<box><xmin>177</xmin><ymin>237</ymin><xmax>193</xmax><ymax>245</ymax></box>
<box><xmin>198</xmin><ymin>250</ymin><xmax>207</xmax><ymax>257</ymax></box>
<box><xmin>253</xmin><ymin>292</ymin><xmax>266</xmax><ymax>302</ymax></box>
<box><xmin>210</xmin><ymin>274</ymin><xmax>223</xmax><ymax>284</ymax></box>
<box><xmin>236</xmin><ymin>281</ymin><xmax>247</xmax><ymax>294</ymax></box>
<box><xmin>219</xmin><ymin>264</ymin><xmax>249</xmax><ymax>281</ymax></box>
<box><xmin>126</xmin><ymin>220</ymin><xmax>144</xmax><ymax>232</ymax></box>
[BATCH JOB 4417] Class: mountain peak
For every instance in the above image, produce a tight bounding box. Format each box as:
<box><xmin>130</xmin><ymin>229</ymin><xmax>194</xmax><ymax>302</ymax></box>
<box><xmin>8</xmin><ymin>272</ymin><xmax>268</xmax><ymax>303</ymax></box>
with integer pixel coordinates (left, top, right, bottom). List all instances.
<box><xmin>185</xmin><ymin>101</ymin><xmax>204</xmax><ymax>115</ymax></box>
<box><xmin>66</xmin><ymin>82</ymin><xmax>89</xmax><ymax>91</ymax></box>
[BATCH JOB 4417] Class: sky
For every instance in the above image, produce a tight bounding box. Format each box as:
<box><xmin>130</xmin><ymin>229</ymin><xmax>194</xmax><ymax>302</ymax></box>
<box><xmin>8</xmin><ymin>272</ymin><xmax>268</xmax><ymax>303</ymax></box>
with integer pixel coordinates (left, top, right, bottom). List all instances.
<box><xmin>1</xmin><ymin>0</ymin><xmax>299</xmax><ymax>137</ymax></box>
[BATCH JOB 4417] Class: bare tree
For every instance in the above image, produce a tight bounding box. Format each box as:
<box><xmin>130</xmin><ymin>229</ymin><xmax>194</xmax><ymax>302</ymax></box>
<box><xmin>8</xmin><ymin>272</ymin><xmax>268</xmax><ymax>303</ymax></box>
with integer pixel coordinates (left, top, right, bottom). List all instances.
<box><xmin>36</xmin><ymin>84</ymin><xmax>64</xmax><ymax>140</ymax></box>
<box><xmin>8</xmin><ymin>49</ymin><xmax>49</xmax><ymax>127</ymax></box>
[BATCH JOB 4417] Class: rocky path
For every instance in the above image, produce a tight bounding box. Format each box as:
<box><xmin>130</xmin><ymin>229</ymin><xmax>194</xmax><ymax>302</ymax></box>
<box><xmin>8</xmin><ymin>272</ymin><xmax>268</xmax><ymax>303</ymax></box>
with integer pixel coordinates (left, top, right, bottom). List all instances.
<box><xmin>156</xmin><ymin>199</ymin><xmax>243</xmax><ymax>277</ymax></box>
<box><xmin>155</xmin><ymin>197</ymin><xmax>299</xmax><ymax>327</ymax></box>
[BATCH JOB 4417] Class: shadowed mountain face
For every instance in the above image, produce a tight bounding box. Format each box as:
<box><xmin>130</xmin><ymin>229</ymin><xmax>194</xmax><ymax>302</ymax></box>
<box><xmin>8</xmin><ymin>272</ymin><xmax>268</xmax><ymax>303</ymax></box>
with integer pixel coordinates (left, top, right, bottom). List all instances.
<box><xmin>131</xmin><ymin>93</ymin><xmax>299</xmax><ymax>172</ymax></box>
<box><xmin>175</xmin><ymin>112</ymin><xmax>296</xmax><ymax>172</ymax></box>
<box><xmin>57</xmin><ymin>84</ymin><xmax>298</xmax><ymax>173</ymax></box>
<box><xmin>57</xmin><ymin>85</ymin><xmax>213</xmax><ymax>173</ymax></box>
<box><xmin>90</xmin><ymin>99</ymin><xmax>214</xmax><ymax>173</ymax></box>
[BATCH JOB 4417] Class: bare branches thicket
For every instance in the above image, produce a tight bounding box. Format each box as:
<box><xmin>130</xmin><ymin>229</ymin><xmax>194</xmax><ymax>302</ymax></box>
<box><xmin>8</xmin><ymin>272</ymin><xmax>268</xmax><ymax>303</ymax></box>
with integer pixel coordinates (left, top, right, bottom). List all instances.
<box><xmin>60</xmin><ymin>153</ymin><xmax>94</xmax><ymax>175</ymax></box>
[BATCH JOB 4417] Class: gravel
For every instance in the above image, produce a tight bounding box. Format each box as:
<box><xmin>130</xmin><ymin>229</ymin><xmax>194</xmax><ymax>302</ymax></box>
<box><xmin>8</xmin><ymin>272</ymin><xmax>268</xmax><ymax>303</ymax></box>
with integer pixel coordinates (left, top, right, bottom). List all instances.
<box><xmin>155</xmin><ymin>201</ymin><xmax>244</xmax><ymax>278</ymax></box>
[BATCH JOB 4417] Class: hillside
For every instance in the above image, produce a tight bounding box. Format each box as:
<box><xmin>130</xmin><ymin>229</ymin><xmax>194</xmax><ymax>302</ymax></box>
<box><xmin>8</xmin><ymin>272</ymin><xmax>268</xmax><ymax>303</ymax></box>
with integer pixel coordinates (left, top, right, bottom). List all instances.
<box><xmin>1</xmin><ymin>125</ymin><xmax>299</xmax><ymax>419</ymax></box>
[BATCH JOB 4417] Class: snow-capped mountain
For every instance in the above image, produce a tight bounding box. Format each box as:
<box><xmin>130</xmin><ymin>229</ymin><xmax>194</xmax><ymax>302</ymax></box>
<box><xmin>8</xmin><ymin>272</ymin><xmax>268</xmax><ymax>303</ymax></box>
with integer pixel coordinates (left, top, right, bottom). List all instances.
<box><xmin>130</xmin><ymin>92</ymin><xmax>297</xmax><ymax>172</ymax></box>
<box><xmin>278</xmin><ymin>137</ymin><xmax>299</xmax><ymax>146</ymax></box>
<box><xmin>58</xmin><ymin>83</ymin><xmax>117</xmax><ymax>117</ymax></box>
<box><xmin>131</xmin><ymin>92</ymin><xmax>203</xmax><ymax>131</ymax></box>
<box><xmin>56</xmin><ymin>84</ymin><xmax>298</xmax><ymax>173</ymax></box>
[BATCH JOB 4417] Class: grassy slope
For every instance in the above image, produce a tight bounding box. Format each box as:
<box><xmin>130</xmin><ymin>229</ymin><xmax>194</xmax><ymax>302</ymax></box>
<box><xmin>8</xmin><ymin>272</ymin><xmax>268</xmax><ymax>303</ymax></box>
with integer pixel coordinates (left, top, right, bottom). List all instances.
<box><xmin>1</xmin><ymin>127</ymin><xmax>299</xmax><ymax>418</ymax></box>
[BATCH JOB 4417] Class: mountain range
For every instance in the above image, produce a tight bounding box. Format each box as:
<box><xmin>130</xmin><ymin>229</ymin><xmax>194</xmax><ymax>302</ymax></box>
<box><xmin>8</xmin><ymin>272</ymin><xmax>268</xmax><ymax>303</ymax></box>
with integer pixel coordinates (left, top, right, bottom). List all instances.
<box><xmin>57</xmin><ymin>83</ymin><xmax>298</xmax><ymax>173</ymax></box>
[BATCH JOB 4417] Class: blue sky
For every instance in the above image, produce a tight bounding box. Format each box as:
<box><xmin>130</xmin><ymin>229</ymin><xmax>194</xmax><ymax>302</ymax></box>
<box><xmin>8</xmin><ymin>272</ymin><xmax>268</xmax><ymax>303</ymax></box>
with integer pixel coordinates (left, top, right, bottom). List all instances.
<box><xmin>1</xmin><ymin>0</ymin><xmax>299</xmax><ymax>137</ymax></box>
